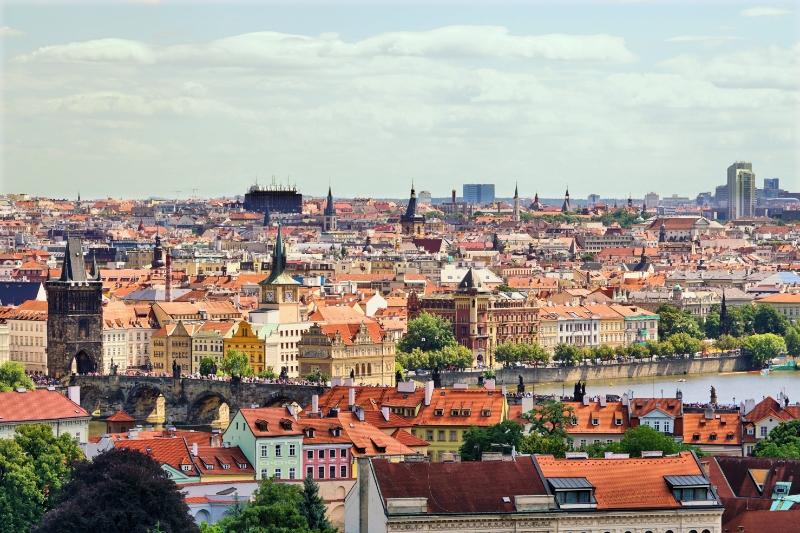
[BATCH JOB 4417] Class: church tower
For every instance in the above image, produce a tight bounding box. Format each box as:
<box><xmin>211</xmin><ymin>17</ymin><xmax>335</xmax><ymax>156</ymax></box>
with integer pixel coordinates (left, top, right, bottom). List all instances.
<box><xmin>258</xmin><ymin>224</ymin><xmax>300</xmax><ymax>323</ymax></box>
<box><xmin>323</xmin><ymin>186</ymin><xmax>337</xmax><ymax>231</ymax></box>
<box><xmin>512</xmin><ymin>183</ymin><xmax>520</xmax><ymax>222</ymax></box>
<box><xmin>400</xmin><ymin>182</ymin><xmax>425</xmax><ymax>238</ymax></box>
<box><xmin>46</xmin><ymin>237</ymin><xmax>103</xmax><ymax>378</ymax></box>
<box><xmin>561</xmin><ymin>188</ymin><xmax>572</xmax><ymax>213</ymax></box>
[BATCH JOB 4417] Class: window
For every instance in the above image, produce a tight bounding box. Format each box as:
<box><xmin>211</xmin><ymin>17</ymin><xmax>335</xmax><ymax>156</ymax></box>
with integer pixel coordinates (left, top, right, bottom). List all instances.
<box><xmin>760</xmin><ymin>426</ymin><xmax>768</xmax><ymax>437</ymax></box>
<box><xmin>438</xmin><ymin>430</ymin><xmax>445</xmax><ymax>441</ymax></box>
<box><xmin>326</xmin><ymin>448</ymin><xmax>335</xmax><ymax>458</ymax></box>
<box><xmin>653</xmin><ymin>421</ymin><xmax>660</xmax><ymax>432</ymax></box>
<box><xmin>261</xmin><ymin>445</ymin><xmax>269</xmax><ymax>458</ymax></box>
<box><xmin>426</xmin><ymin>430</ymin><xmax>434</xmax><ymax>441</ymax></box>
<box><xmin>451</xmin><ymin>409</ymin><xmax>459</xmax><ymax>417</ymax></box>
<box><xmin>307</xmin><ymin>450</ymin><xmax>313</xmax><ymax>459</ymax></box>
<box><xmin>275</xmin><ymin>445</ymin><xmax>282</xmax><ymax>457</ymax></box>
<box><xmin>340</xmin><ymin>448</ymin><xmax>347</xmax><ymax>458</ymax></box>
<box><xmin>318</xmin><ymin>449</ymin><xmax>325</xmax><ymax>459</ymax></box>
<box><xmin>307</xmin><ymin>466</ymin><xmax>314</xmax><ymax>478</ymax></box>
<box><xmin>580</xmin><ymin>439</ymin><xmax>586</xmax><ymax>447</ymax></box>
<box><xmin>591</xmin><ymin>417</ymin><xmax>599</xmax><ymax>426</ymax></box>
<box><xmin>664</xmin><ymin>421</ymin><xmax>671</xmax><ymax>433</ymax></box>
<box><xmin>289</xmin><ymin>444</ymin><xmax>296</xmax><ymax>457</ymax></box>
<box><xmin>555</xmin><ymin>490</ymin><xmax>590</xmax><ymax>504</ymax></box>
<box><xmin>274</xmin><ymin>468</ymin><xmax>281</xmax><ymax>479</ymax></box>
<box><xmin>261</xmin><ymin>469</ymin><xmax>269</xmax><ymax>480</ymax></box>
<box><xmin>673</xmin><ymin>488</ymin><xmax>708</xmax><ymax>502</ymax></box>
<box><xmin>450</xmin><ymin>430</ymin><xmax>457</xmax><ymax>442</ymax></box>
<box><xmin>289</xmin><ymin>468</ymin><xmax>296</xmax><ymax>480</ymax></box>
<box><xmin>747</xmin><ymin>427</ymin><xmax>754</xmax><ymax>435</ymax></box>
<box><xmin>318</xmin><ymin>466</ymin><xmax>325</xmax><ymax>479</ymax></box>
<box><xmin>330</xmin><ymin>465</ymin><xmax>336</xmax><ymax>479</ymax></box>
<box><xmin>341</xmin><ymin>464</ymin><xmax>347</xmax><ymax>478</ymax></box>
<box><xmin>434</xmin><ymin>409</ymin><xmax>443</xmax><ymax>416</ymax></box>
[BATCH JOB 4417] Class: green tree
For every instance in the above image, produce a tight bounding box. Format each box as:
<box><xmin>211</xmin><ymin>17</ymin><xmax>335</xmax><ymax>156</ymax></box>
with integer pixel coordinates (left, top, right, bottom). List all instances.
<box><xmin>753</xmin><ymin>304</ymin><xmax>790</xmax><ymax>335</ymax></box>
<box><xmin>730</xmin><ymin>304</ymin><xmax>756</xmax><ymax>337</ymax></box>
<box><xmin>199</xmin><ymin>356</ymin><xmax>217</xmax><ymax>376</ymax></box>
<box><xmin>518</xmin><ymin>433</ymin><xmax>571</xmax><ymax>458</ymax></box>
<box><xmin>0</xmin><ymin>361</ymin><xmax>35</xmax><ymax>392</ymax></box>
<box><xmin>656</xmin><ymin>303</ymin><xmax>703</xmax><ymax>340</ymax></box>
<box><xmin>785</xmin><ymin>326</ymin><xmax>800</xmax><ymax>358</ymax></box>
<box><xmin>521</xmin><ymin>400</ymin><xmax>576</xmax><ymax>442</ymax></box>
<box><xmin>667</xmin><ymin>333</ymin><xmax>702</xmax><ymax>356</ymax></box>
<box><xmin>220</xmin><ymin>349</ymin><xmax>255</xmax><ymax>379</ymax></box>
<box><xmin>217</xmin><ymin>477</ymin><xmax>311</xmax><ymax>533</ymax></box>
<box><xmin>397</xmin><ymin>313</ymin><xmax>457</xmax><ymax>354</ymax></box>
<box><xmin>0</xmin><ymin>438</ymin><xmax>42</xmax><ymax>533</ymax></box>
<box><xmin>459</xmin><ymin>420</ymin><xmax>524</xmax><ymax>461</ymax></box>
<box><xmin>259</xmin><ymin>366</ymin><xmax>278</xmax><ymax>379</ymax></box>
<box><xmin>394</xmin><ymin>362</ymin><xmax>405</xmax><ymax>385</ymax></box>
<box><xmin>299</xmin><ymin>474</ymin><xmax>333</xmax><ymax>532</ymax></box>
<box><xmin>617</xmin><ymin>425</ymin><xmax>681</xmax><ymax>457</ymax></box>
<box><xmin>715</xmin><ymin>334</ymin><xmax>741</xmax><ymax>352</ymax></box>
<box><xmin>752</xmin><ymin>419</ymin><xmax>800</xmax><ymax>458</ymax></box>
<box><xmin>520</xmin><ymin>342</ymin><xmax>550</xmax><ymax>365</ymax></box>
<box><xmin>657</xmin><ymin>340</ymin><xmax>675</xmax><ymax>356</ymax></box>
<box><xmin>553</xmin><ymin>344</ymin><xmax>581</xmax><ymax>366</ymax></box>
<box><xmin>744</xmin><ymin>333</ymin><xmax>786</xmax><ymax>367</ymax></box>
<box><xmin>644</xmin><ymin>340</ymin><xmax>660</xmax><ymax>357</ymax></box>
<box><xmin>628</xmin><ymin>343</ymin><xmax>649</xmax><ymax>360</ymax></box>
<box><xmin>34</xmin><ymin>448</ymin><xmax>200</xmax><ymax>533</ymax></box>
<box><xmin>306</xmin><ymin>371</ymin><xmax>330</xmax><ymax>384</ymax></box>
<box><xmin>424</xmin><ymin>210</ymin><xmax>443</xmax><ymax>218</ymax></box>
<box><xmin>703</xmin><ymin>306</ymin><xmax>721</xmax><ymax>339</ymax></box>
<box><xmin>495</xmin><ymin>284</ymin><xmax>515</xmax><ymax>293</ymax></box>
<box><xmin>494</xmin><ymin>342</ymin><xmax>520</xmax><ymax>367</ymax></box>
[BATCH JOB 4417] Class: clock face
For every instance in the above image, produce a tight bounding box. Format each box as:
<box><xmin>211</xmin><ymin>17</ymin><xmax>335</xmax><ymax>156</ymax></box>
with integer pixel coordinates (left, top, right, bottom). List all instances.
<box><xmin>265</xmin><ymin>291</ymin><xmax>275</xmax><ymax>302</ymax></box>
<box><xmin>284</xmin><ymin>290</ymin><xmax>293</xmax><ymax>302</ymax></box>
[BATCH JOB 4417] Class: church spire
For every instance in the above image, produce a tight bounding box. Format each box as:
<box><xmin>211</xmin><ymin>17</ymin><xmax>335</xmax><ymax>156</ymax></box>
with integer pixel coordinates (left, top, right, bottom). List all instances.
<box><xmin>514</xmin><ymin>182</ymin><xmax>518</xmax><ymax>199</ymax></box>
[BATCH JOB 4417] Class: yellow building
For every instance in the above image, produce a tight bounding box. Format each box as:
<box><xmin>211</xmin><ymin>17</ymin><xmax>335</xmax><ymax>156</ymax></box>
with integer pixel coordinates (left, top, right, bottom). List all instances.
<box><xmin>537</xmin><ymin>311</ymin><xmax>559</xmax><ymax>355</ymax></box>
<box><xmin>150</xmin><ymin>321</ymin><xmax>198</xmax><ymax>373</ymax></box>
<box><xmin>223</xmin><ymin>321</ymin><xmax>267</xmax><ymax>375</ymax></box>
<box><xmin>409</xmin><ymin>387</ymin><xmax>508</xmax><ymax>462</ymax></box>
<box><xmin>584</xmin><ymin>303</ymin><xmax>625</xmax><ymax>348</ymax></box>
<box><xmin>757</xmin><ymin>293</ymin><xmax>800</xmax><ymax>324</ymax></box>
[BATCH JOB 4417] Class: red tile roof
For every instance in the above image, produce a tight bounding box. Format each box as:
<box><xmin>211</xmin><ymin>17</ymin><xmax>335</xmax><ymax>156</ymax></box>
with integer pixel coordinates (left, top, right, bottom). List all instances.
<box><xmin>117</xmin><ymin>437</ymin><xmax>198</xmax><ymax>477</ymax></box>
<box><xmin>536</xmin><ymin>452</ymin><xmax>708</xmax><ymax>510</ymax></box>
<box><xmin>372</xmin><ymin>457</ymin><xmax>547</xmax><ymax>514</ymax></box>
<box><xmin>236</xmin><ymin>407</ymin><xmax>303</xmax><ymax>438</ymax></box>
<box><xmin>105</xmin><ymin>410</ymin><xmax>136</xmax><ymax>422</ymax></box>
<box><xmin>193</xmin><ymin>445</ymin><xmax>254</xmax><ymax>477</ymax></box>
<box><xmin>0</xmin><ymin>389</ymin><xmax>89</xmax><ymax>422</ymax></box>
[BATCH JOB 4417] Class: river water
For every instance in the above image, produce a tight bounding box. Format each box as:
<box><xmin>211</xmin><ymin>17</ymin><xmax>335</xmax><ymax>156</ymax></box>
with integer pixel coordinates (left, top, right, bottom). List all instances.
<box><xmin>519</xmin><ymin>370</ymin><xmax>799</xmax><ymax>405</ymax></box>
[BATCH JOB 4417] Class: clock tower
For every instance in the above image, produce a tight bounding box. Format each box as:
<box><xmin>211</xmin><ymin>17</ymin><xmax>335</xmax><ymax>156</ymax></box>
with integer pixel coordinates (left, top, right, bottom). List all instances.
<box><xmin>258</xmin><ymin>223</ymin><xmax>300</xmax><ymax>323</ymax></box>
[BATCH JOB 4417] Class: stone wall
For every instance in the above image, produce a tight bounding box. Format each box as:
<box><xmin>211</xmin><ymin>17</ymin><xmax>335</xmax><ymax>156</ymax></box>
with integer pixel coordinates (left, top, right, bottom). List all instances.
<box><xmin>438</xmin><ymin>355</ymin><xmax>751</xmax><ymax>387</ymax></box>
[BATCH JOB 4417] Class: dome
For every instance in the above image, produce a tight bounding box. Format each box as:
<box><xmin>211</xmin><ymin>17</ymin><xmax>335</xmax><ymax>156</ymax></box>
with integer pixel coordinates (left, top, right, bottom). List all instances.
<box><xmin>673</xmin><ymin>284</ymin><xmax>682</xmax><ymax>291</ymax></box>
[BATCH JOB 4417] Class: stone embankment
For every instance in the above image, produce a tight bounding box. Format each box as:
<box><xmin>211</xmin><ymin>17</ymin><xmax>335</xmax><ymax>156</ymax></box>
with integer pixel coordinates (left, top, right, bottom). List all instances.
<box><xmin>438</xmin><ymin>354</ymin><xmax>751</xmax><ymax>387</ymax></box>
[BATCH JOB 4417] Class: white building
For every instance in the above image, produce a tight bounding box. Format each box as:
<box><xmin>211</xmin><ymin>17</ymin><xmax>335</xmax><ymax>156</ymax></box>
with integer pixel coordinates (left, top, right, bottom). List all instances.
<box><xmin>0</xmin><ymin>388</ymin><xmax>90</xmax><ymax>442</ymax></box>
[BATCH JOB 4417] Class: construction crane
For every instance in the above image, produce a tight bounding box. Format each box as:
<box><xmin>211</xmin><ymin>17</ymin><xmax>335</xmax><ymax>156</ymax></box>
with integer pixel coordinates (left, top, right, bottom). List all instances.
<box><xmin>190</xmin><ymin>188</ymin><xmax>198</xmax><ymax>199</ymax></box>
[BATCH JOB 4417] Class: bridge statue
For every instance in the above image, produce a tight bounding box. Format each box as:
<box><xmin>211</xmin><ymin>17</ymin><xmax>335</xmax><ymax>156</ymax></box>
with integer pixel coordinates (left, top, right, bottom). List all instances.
<box><xmin>172</xmin><ymin>360</ymin><xmax>180</xmax><ymax>380</ymax></box>
<box><xmin>517</xmin><ymin>375</ymin><xmax>525</xmax><ymax>394</ymax></box>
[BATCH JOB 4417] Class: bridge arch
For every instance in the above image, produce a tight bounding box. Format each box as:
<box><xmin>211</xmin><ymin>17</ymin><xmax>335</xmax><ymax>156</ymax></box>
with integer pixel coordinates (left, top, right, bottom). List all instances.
<box><xmin>187</xmin><ymin>391</ymin><xmax>231</xmax><ymax>425</ymax></box>
<box><xmin>124</xmin><ymin>384</ymin><xmax>167</xmax><ymax>423</ymax></box>
<box><xmin>79</xmin><ymin>385</ymin><xmax>104</xmax><ymax>415</ymax></box>
<box><xmin>262</xmin><ymin>390</ymin><xmax>302</xmax><ymax>408</ymax></box>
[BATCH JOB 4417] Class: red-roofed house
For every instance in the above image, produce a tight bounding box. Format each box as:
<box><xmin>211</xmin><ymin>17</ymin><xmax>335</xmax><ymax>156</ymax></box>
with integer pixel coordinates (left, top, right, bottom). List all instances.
<box><xmin>0</xmin><ymin>388</ymin><xmax>90</xmax><ymax>441</ymax></box>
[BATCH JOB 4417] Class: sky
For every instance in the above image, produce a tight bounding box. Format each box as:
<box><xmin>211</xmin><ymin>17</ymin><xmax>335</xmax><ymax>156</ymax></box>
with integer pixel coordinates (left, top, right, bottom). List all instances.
<box><xmin>1</xmin><ymin>1</ymin><xmax>798</xmax><ymax>201</ymax></box>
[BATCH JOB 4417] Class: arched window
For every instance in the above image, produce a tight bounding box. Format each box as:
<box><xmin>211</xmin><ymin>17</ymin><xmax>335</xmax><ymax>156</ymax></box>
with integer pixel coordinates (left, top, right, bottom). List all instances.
<box><xmin>367</xmin><ymin>363</ymin><xmax>372</xmax><ymax>376</ymax></box>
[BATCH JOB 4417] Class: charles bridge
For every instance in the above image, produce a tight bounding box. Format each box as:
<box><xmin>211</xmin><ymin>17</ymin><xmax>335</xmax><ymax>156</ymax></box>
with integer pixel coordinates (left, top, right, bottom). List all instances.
<box><xmin>66</xmin><ymin>375</ymin><xmax>329</xmax><ymax>425</ymax></box>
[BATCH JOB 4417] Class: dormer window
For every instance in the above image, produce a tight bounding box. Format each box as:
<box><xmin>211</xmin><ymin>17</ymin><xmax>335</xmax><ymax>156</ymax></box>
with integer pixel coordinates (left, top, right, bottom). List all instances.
<box><xmin>435</xmin><ymin>409</ymin><xmax>444</xmax><ymax>416</ymax></box>
<box><xmin>206</xmin><ymin>464</ymin><xmax>214</xmax><ymax>470</ymax></box>
<box><xmin>237</xmin><ymin>462</ymin><xmax>247</xmax><ymax>469</ymax></box>
<box><xmin>591</xmin><ymin>417</ymin><xmax>599</xmax><ymax>426</ymax></box>
<box><xmin>281</xmin><ymin>420</ymin><xmax>293</xmax><ymax>430</ymax></box>
<box><xmin>726</xmin><ymin>432</ymin><xmax>735</xmax><ymax>441</ymax></box>
<box><xmin>615</xmin><ymin>418</ymin><xmax>623</xmax><ymax>426</ymax></box>
<box><xmin>222</xmin><ymin>464</ymin><xmax>230</xmax><ymax>470</ymax></box>
<box><xmin>747</xmin><ymin>428</ymin><xmax>754</xmax><ymax>435</ymax></box>
<box><xmin>181</xmin><ymin>464</ymin><xmax>192</xmax><ymax>472</ymax></box>
<box><xmin>256</xmin><ymin>420</ymin><xmax>269</xmax><ymax>432</ymax></box>
<box><xmin>461</xmin><ymin>409</ymin><xmax>471</xmax><ymax>417</ymax></box>
<box><xmin>306</xmin><ymin>429</ymin><xmax>315</xmax><ymax>438</ymax></box>
<box><xmin>571</xmin><ymin>417</ymin><xmax>579</xmax><ymax>426</ymax></box>
<box><xmin>709</xmin><ymin>432</ymin><xmax>717</xmax><ymax>441</ymax></box>
<box><xmin>482</xmin><ymin>409</ymin><xmax>491</xmax><ymax>417</ymax></box>
<box><xmin>692</xmin><ymin>432</ymin><xmax>700</xmax><ymax>441</ymax></box>
<box><xmin>451</xmin><ymin>410</ymin><xmax>459</xmax><ymax>417</ymax></box>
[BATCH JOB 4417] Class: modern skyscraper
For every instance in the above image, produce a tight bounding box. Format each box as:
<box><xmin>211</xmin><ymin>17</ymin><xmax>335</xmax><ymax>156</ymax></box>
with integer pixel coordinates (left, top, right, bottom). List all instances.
<box><xmin>462</xmin><ymin>184</ymin><xmax>495</xmax><ymax>204</ymax></box>
<box><xmin>587</xmin><ymin>194</ymin><xmax>600</xmax><ymax>206</ymax></box>
<box><xmin>645</xmin><ymin>192</ymin><xmax>659</xmax><ymax>208</ymax></box>
<box><xmin>727</xmin><ymin>162</ymin><xmax>756</xmax><ymax>220</ymax></box>
<box><xmin>764</xmin><ymin>178</ymin><xmax>779</xmax><ymax>190</ymax></box>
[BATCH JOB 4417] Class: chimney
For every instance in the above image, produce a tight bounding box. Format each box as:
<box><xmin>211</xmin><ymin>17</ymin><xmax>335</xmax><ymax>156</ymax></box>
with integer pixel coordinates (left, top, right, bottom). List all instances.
<box><xmin>582</xmin><ymin>396</ymin><xmax>590</xmax><ymax>406</ymax></box>
<box><xmin>165</xmin><ymin>253</ymin><xmax>173</xmax><ymax>302</ymax></box>
<box><xmin>355</xmin><ymin>405</ymin><xmax>365</xmax><ymax>422</ymax></box>
<box><xmin>621</xmin><ymin>393</ymin><xmax>629</xmax><ymax>406</ymax></box>
<box><xmin>425</xmin><ymin>380</ymin><xmax>434</xmax><ymax>407</ymax></box>
<box><xmin>483</xmin><ymin>379</ymin><xmax>495</xmax><ymax>390</ymax></box>
<box><xmin>349</xmin><ymin>387</ymin><xmax>356</xmax><ymax>409</ymax></box>
<box><xmin>501</xmin><ymin>384</ymin><xmax>507</xmax><ymax>395</ymax></box>
<box><xmin>599</xmin><ymin>396</ymin><xmax>607</xmax><ymax>407</ymax></box>
<box><xmin>192</xmin><ymin>442</ymin><xmax>198</xmax><ymax>457</ymax></box>
<box><xmin>67</xmin><ymin>386</ymin><xmax>80</xmax><ymax>406</ymax></box>
<box><xmin>382</xmin><ymin>406</ymin><xmax>390</xmax><ymax>422</ymax></box>
<box><xmin>343</xmin><ymin>378</ymin><xmax>354</xmax><ymax>387</ymax></box>
<box><xmin>312</xmin><ymin>394</ymin><xmax>319</xmax><ymax>414</ymax></box>
<box><xmin>521</xmin><ymin>396</ymin><xmax>533</xmax><ymax>414</ymax></box>
<box><xmin>705</xmin><ymin>405</ymin><xmax>715</xmax><ymax>420</ymax></box>
<box><xmin>127</xmin><ymin>429</ymin><xmax>138</xmax><ymax>439</ymax></box>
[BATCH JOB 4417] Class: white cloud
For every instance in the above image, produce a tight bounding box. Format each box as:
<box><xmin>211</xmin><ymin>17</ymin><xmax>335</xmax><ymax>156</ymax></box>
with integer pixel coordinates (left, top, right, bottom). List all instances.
<box><xmin>665</xmin><ymin>35</ymin><xmax>742</xmax><ymax>48</ymax></box>
<box><xmin>15</xmin><ymin>27</ymin><xmax>638</xmax><ymax>65</ymax></box>
<box><xmin>740</xmin><ymin>6</ymin><xmax>794</xmax><ymax>17</ymax></box>
<box><xmin>0</xmin><ymin>26</ymin><xmax>28</xmax><ymax>38</ymax></box>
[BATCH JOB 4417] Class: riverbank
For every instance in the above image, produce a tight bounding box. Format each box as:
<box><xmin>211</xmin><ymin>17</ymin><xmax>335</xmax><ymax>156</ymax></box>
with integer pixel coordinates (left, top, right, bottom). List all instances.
<box><xmin>439</xmin><ymin>354</ymin><xmax>751</xmax><ymax>387</ymax></box>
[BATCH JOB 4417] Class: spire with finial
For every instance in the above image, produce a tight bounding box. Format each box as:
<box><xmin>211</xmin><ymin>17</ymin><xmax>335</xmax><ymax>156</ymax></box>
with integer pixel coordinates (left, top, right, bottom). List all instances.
<box><xmin>514</xmin><ymin>182</ymin><xmax>518</xmax><ymax>199</ymax></box>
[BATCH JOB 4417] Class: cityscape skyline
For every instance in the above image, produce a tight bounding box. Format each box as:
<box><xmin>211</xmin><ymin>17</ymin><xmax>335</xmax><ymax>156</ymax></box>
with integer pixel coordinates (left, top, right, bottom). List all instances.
<box><xmin>2</xmin><ymin>2</ymin><xmax>798</xmax><ymax>198</ymax></box>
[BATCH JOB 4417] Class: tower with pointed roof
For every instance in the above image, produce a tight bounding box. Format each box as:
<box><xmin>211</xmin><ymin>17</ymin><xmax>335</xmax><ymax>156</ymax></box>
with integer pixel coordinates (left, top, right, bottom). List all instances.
<box><xmin>561</xmin><ymin>188</ymin><xmax>572</xmax><ymax>213</ymax></box>
<box><xmin>258</xmin><ymin>224</ymin><xmax>301</xmax><ymax>322</ymax></box>
<box><xmin>46</xmin><ymin>237</ymin><xmax>103</xmax><ymax>377</ymax></box>
<box><xmin>512</xmin><ymin>183</ymin><xmax>520</xmax><ymax>222</ymax></box>
<box><xmin>659</xmin><ymin>219</ymin><xmax>667</xmax><ymax>243</ymax></box>
<box><xmin>323</xmin><ymin>186</ymin><xmax>337</xmax><ymax>232</ymax></box>
<box><xmin>400</xmin><ymin>182</ymin><xmax>425</xmax><ymax>238</ymax></box>
<box><xmin>453</xmin><ymin>267</ymin><xmax>492</xmax><ymax>366</ymax></box>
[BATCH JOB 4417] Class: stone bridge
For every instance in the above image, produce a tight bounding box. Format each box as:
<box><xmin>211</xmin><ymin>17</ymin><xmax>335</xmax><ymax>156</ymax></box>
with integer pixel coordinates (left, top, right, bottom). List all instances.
<box><xmin>67</xmin><ymin>375</ymin><xmax>328</xmax><ymax>425</ymax></box>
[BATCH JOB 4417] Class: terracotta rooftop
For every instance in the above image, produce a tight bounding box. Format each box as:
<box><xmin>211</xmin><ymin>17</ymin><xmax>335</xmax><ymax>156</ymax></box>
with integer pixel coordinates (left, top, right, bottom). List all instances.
<box><xmin>0</xmin><ymin>389</ymin><xmax>89</xmax><ymax>422</ymax></box>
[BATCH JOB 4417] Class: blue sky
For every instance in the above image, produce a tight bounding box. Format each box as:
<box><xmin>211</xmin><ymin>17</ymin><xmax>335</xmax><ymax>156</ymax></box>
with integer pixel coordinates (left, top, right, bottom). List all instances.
<box><xmin>2</xmin><ymin>1</ymin><xmax>798</xmax><ymax>200</ymax></box>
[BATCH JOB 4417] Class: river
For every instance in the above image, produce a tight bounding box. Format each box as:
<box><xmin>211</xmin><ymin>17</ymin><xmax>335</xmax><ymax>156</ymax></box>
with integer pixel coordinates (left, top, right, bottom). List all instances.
<box><xmin>517</xmin><ymin>370</ymin><xmax>799</xmax><ymax>405</ymax></box>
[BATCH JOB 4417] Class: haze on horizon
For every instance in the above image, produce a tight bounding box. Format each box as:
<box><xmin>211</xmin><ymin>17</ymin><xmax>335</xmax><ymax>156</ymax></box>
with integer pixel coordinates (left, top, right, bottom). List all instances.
<box><xmin>1</xmin><ymin>0</ymin><xmax>798</xmax><ymax>201</ymax></box>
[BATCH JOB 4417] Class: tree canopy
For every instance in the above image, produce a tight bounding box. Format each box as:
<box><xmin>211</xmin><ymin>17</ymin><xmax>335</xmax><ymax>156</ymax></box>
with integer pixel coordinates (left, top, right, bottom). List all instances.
<box><xmin>0</xmin><ymin>361</ymin><xmax>35</xmax><ymax>392</ymax></box>
<box><xmin>221</xmin><ymin>349</ymin><xmax>255</xmax><ymax>379</ymax></box>
<box><xmin>0</xmin><ymin>423</ymin><xmax>83</xmax><ymax>533</ymax></box>
<box><xmin>753</xmin><ymin>419</ymin><xmax>800</xmax><ymax>459</ymax></box>
<box><xmin>666</xmin><ymin>332</ymin><xmax>702</xmax><ymax>356</ymax></box>
<box><xmin>34</xmin><ymin>447</ymin><xmax>199</xmax><ymax>533</ymax></box>
<box><xmin>656</xmin><ymin>303</ymin><xmax>703</xmax><ymax>340</ymax></box>
<box><xmin>494</xmin><ymin>342</ymin><xmax>549</xmax><ymax>367</ymax></box>
<box><xmin>744</xmin><ymin>333</ymin><xmax>786</xmax><ymax>367</ymax></box>
<box><xmin>521</xmin><ymin>400</ymin><xmax>576</xmax><ymax>441</ymax></box>
<box><xmin>397</xmin><ymin>313</ymin><xmax>457</xmax><ymax>354</ymax></box>
<box><xmin>459</xmin><ymin>420</ymin><xmax>524</xmax><ymax>461</ymax></box>
<box><xmin>199</xmin><ymin>356</ymin><xmax>217</xmax><ymax>376</ymax></box>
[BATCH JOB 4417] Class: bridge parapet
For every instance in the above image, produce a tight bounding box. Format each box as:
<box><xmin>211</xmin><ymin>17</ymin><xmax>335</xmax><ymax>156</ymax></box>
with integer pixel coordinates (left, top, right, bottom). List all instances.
<box><xmin>68</xmin><ymin>375</ymin><xmax>328</xmax><ymax>425</ymax></box>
